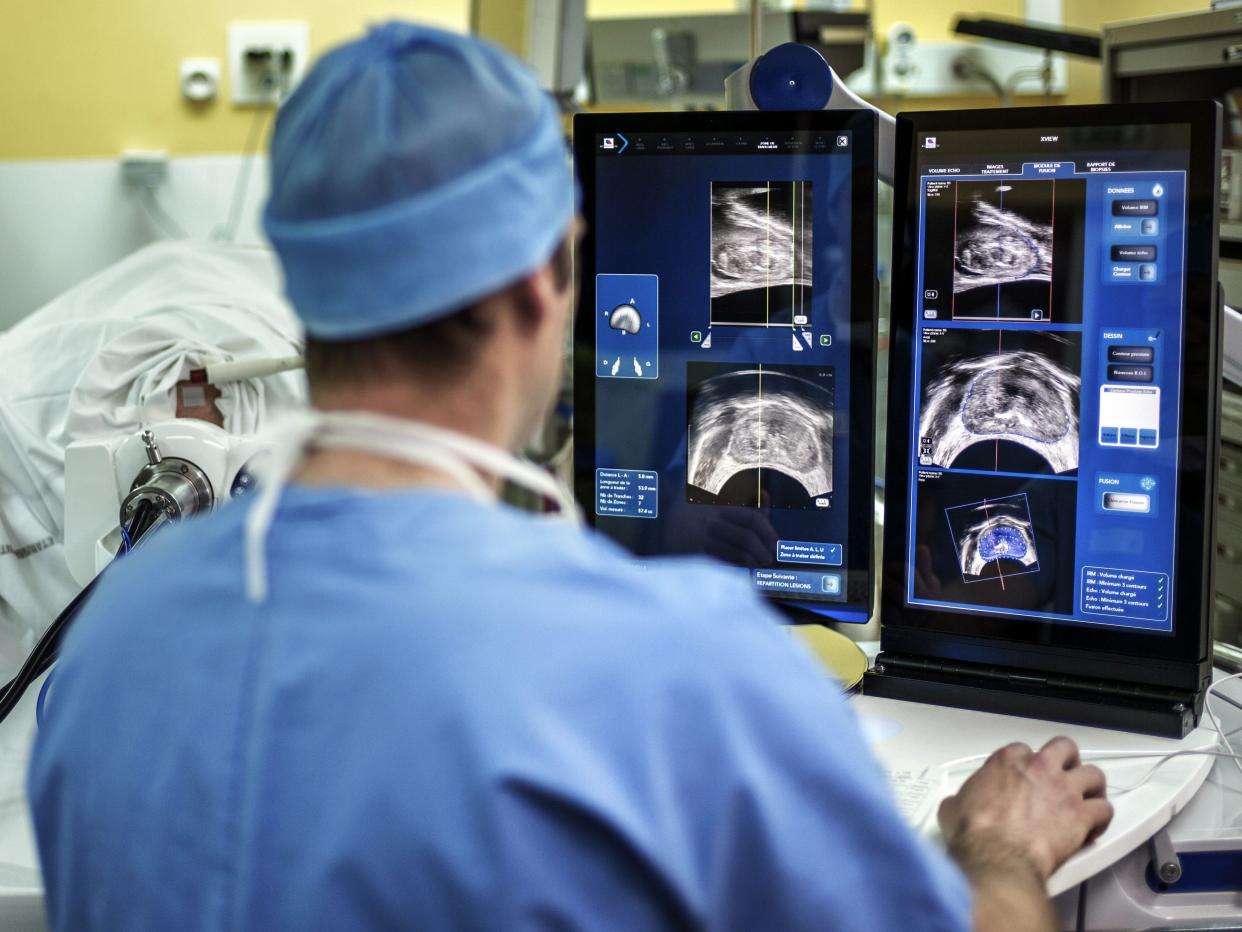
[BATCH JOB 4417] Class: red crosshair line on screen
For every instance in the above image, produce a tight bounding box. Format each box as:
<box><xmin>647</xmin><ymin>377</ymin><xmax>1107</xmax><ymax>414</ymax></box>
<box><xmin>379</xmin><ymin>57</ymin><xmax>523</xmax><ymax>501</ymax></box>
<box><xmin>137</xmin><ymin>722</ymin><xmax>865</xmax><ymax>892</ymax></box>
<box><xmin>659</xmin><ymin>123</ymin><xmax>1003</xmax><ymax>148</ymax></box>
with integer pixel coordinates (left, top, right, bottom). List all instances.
<box><xmin>979</xmin><ymin>496</ymin><xmax>1006</xmax><ymax>590</ymax></box>
<box><xmin>995</xmin><ymin>329</ymin><xmax>1003</xmax><ymax>472</ymax></box>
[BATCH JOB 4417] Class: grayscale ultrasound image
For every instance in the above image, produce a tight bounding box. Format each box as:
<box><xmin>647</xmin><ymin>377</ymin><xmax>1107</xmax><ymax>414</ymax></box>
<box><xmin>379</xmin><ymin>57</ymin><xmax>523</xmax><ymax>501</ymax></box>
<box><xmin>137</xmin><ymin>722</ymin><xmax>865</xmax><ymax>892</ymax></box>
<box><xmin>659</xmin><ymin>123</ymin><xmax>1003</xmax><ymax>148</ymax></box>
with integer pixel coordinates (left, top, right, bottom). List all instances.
<box><xmin>918</xmin><ymin>329</ymin><xmax>1080</xmax><ymax>476</ymax></box>
<box><xmin>686</xmin><ymin>362</ymin><xmax>834</xmax><ymax>509</ymax></box>
<box><xmin>955</xmin><ymin>198</ymin><xmax>1052</xmax><ymax>293</ymax></box>
<box><xmin>710</xmin><ymin>181</ymin><xmax>812</xmax><ymax>327</ymax></box>
<box><xmin>945</xmin><ymin>495</ymin><xmax>1040</xmax><ymax>581</ymax></box>
<box><xmin>910</xmin><ymin>472</ymin><xmax>1076</xmax><ymax>612</ymax></box>
<box><xmin>919</xmin><ymin>178</ymin><xmax>1085</xmax><ymax>322</ymax></box>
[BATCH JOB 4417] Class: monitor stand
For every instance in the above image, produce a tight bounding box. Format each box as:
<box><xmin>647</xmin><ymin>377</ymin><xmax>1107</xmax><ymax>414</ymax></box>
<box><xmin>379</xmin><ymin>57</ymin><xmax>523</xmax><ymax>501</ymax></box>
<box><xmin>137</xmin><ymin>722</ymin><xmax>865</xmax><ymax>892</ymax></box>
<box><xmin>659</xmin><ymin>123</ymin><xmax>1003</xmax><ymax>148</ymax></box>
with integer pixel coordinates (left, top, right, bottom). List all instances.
<box><xmin>865</xmin><ymin>284</ymin><xmax>1224</xmax><ymax>741</ymax></box>
<box><xmin>862</xmin><ymin>652</ymin><xmax>1205</xmax><ymax>738</ymax></box>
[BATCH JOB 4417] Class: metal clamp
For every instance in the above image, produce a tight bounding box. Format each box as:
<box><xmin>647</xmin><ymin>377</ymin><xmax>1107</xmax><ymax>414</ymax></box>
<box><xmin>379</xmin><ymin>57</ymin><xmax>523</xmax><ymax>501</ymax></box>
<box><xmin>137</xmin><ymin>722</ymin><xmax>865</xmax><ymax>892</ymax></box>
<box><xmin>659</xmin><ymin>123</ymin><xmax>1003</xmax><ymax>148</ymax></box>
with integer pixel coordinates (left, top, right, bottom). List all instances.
<box><xmin>1149</xmin><ymin>827</ymin><xmax>1182</xmax><ymax>886</ymax></box>
<box><xmin>141</xmin><ymin>429</ymin><xmax>162</xmax><ymax>466</ymax></box>
<box><xmin>121</xmin><ymin>457</ymin><xmax>214</xmax><ymax>525</ymax></box>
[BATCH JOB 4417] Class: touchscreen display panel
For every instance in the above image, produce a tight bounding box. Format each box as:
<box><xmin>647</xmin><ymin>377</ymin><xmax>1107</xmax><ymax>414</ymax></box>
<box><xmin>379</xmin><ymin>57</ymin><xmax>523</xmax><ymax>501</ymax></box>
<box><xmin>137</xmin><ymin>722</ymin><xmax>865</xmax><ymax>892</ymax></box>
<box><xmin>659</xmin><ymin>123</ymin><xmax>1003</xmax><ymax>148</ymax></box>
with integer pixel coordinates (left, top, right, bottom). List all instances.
<box><xmin>902</xmin><ymin>123</ymin><xmax>1191</xmax><ymax>633</ymax></box>
<box><xmin>578</xmin><ymin>116</ymin><xmax>873</xmax><ymax>618</ymax></box>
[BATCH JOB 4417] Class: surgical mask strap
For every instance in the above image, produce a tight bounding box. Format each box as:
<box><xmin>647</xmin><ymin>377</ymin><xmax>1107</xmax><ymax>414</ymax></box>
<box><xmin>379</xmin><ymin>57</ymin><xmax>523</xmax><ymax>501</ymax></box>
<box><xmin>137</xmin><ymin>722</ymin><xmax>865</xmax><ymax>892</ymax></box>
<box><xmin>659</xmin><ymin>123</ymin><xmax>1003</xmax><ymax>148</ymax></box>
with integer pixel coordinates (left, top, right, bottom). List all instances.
<box><xmin>314</xmin><ymin>428</ymin><xmax>495</xmax><ymax>503</ymax></box>
<box><xmin>244</xmin><ymin>409</ymin><xmax>579</xmax><ymax>604</ymax></box>
<box><xmin>315</xmin><ymin>411</ymin><xmax>578</xmax><ymax>516</ymax></box>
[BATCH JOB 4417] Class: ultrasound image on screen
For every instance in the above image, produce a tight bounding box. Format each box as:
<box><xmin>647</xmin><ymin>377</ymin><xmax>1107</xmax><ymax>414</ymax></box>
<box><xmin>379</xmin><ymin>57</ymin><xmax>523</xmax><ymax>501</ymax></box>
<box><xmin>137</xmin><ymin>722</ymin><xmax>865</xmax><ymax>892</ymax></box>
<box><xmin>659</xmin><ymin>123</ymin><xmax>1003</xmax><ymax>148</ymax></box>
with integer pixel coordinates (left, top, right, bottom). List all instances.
<box><xmin>911</xmin><ymin>472</ymin><xmax>1076</xmax><ymax>614</ymax></box>
<box><xmin>918</xmin><ymin>329</ymin><xmax>1081</xmax><ymax>476</ymax></box>
<box><xmin>687</xmin><ymin>362</ymin><xmax>833</xmax><ymax>509</ymax></box>
<box><xmin>711</xmin><ymin>181</ymin><xmax>812</xmax><ymax>328</ymax></box>
<box><xmin>921</xmin><ymin>179</ymin><xmax>1085</xmax><ymax>322</ymax></box>
<box><xmin>945</xmin><ymin>493</ymin><xmax>1040</xmax><ymax>583</ymax></box>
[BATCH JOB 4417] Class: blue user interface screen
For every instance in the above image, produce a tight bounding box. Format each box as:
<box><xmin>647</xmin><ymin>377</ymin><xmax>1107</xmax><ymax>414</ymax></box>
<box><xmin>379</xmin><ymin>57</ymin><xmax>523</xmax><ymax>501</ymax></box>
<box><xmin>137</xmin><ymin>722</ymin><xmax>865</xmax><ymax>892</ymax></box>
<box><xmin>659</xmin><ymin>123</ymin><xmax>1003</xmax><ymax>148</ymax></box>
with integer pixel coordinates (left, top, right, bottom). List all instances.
<box><xmin>589</xmin><ymin>128</ymin><xmax>859</xmax><ymax>611</ymax></box>
<box><xmin>904</xmin><ymin>123</ymin><xmax>1191</xmax><ymax>633</ymax></box>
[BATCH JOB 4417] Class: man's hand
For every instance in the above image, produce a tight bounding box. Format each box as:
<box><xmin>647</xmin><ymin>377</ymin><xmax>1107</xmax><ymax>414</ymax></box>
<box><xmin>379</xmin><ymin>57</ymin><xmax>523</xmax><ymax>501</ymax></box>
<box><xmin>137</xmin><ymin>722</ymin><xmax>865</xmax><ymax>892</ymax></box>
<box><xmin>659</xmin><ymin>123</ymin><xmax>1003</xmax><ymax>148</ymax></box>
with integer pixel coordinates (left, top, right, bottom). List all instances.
<box><xmin>938</xmin><ymin>737</ymin><xmax>1114</xmax><ymax>931</ymax></box>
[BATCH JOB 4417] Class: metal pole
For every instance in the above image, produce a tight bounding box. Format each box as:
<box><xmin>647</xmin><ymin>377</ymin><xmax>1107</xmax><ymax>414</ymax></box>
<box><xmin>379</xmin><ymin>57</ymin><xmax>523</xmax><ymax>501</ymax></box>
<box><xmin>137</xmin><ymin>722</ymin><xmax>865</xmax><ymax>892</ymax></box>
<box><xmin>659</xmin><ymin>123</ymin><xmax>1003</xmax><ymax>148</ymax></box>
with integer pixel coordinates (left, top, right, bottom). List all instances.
<box><xmin>750</xmin><ymin>0</ymin><xmax>762</xmax><ymax>61</ymax></box>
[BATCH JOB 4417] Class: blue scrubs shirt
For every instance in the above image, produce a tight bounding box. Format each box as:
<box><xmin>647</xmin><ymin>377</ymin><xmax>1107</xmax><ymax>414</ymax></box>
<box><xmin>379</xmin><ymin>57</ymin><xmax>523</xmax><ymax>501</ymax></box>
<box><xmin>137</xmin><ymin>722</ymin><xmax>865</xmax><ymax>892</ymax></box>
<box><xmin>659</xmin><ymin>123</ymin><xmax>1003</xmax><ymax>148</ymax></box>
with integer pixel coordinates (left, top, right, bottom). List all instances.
<box><xmin>30</xmin><ymin>487</ymin><xmax>970</xmax><ymax>930</ymax></box>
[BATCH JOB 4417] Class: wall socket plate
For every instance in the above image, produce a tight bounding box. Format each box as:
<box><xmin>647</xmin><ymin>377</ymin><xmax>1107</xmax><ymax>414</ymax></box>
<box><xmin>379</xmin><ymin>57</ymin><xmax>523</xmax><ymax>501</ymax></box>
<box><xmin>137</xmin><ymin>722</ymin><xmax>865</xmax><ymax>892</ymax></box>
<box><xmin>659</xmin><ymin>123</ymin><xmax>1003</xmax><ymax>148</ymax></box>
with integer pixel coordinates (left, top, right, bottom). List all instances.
<box><xmin>181</xmin><ymin>57</ymin><xmax>221</xmax><ymax>102</ymax></box>
<box><xmin>119</xmin><ymin>150</ymin><xmax>170</xmax><ymax>188</ymax></box>
<box><xmin>228</xmin><ymin>21</ymin><xmax>309</xmax><ymax>105</ymax></box>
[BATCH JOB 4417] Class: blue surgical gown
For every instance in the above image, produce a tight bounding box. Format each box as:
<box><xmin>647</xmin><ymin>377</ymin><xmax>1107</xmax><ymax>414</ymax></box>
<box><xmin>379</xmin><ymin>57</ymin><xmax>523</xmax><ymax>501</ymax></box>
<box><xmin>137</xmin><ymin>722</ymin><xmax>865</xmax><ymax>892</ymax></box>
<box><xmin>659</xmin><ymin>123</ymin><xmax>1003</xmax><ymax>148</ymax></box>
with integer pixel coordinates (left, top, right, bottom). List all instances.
<box><xmin>29</xmin><ymin>487</ymin><xmax>970</xmax><ymax>930</ymax></box>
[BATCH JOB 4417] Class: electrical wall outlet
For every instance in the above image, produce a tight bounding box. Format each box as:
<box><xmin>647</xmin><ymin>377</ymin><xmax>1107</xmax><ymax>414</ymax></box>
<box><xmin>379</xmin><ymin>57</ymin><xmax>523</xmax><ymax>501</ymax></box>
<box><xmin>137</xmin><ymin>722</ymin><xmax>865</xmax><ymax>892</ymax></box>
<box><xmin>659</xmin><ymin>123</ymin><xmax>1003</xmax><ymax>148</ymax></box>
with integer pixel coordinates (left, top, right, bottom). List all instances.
<box><xmin>120</xmin><ymin>150</ymin><xmax>170</xmax><ymax>188</ymax></box>
<box><xmin>181</xmin><ymin>57</ymin><xmax>221</xmax><ymax>102</ymax></box>
<box><xmin>228</xmin><ymin>21</ymin><xmax>308</xmax><ymax>105</ymax></box>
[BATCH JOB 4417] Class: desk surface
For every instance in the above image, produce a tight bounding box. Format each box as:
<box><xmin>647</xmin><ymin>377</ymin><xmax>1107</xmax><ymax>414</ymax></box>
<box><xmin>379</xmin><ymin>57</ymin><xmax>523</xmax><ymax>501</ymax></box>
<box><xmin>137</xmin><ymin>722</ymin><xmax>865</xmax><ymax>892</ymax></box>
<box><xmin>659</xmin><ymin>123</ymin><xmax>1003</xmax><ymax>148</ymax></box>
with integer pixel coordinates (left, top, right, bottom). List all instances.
<box><xmin>0</xmin><ymin>663</ymin><xmax>1229</xmax><ymax>924</ymax></box>
<box><xmin>853</xmin><ymin>692</ymin><xmax>1219</xmax><ymax>896</ymax></box>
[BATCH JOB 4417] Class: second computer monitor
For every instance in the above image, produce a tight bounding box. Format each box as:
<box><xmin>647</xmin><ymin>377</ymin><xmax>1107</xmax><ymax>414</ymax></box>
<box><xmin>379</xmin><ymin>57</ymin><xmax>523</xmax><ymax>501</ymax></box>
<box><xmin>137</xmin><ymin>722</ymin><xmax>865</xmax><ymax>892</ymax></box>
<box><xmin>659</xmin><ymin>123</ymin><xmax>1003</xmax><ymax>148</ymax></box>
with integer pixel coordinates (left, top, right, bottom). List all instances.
<box><xmin>573</xmin><ymin>110</ymin><xmax>877</xmax><ymax>622</ymax></box>
<box><xmin>882</xmin><ymin>102</ymin><xmax>1220</xmax><ymax>679</ymax></box>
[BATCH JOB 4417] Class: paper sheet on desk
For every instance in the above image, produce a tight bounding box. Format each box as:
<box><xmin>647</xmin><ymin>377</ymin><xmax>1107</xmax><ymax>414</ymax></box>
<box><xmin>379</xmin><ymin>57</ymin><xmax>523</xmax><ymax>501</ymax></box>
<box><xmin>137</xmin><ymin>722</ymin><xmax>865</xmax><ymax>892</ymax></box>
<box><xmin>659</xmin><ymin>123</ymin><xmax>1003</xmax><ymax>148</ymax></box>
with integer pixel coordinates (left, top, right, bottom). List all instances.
<box><xmin>886</xmin><ymin>769</ymin><xmax>941</xmax><ymax>829</ymax></box>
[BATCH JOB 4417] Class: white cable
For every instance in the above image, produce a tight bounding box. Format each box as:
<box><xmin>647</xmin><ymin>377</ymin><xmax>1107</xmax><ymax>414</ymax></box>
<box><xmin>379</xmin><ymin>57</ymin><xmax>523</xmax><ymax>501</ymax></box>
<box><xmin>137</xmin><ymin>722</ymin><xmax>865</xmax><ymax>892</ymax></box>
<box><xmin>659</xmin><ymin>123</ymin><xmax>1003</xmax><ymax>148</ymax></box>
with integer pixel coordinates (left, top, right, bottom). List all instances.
<box><xmin>195</xmin><ymin>356</ymin><xmax>305</xmax><ymax>384</ymax></box>
<box><xmin>917</xmin><ymin>672</ymin><xmax>1242</xmax><ymax>821</ymax></box>
<box><xmin>1205</xmin><ymin>670</ymin><xmax>1242</xmax><ymax>777</ymax></box>
<box><xmin>212</xmin><ymin>104</ymin><xmax>273</xmax><ymax>242</ymax></box>
<box><xmin>212</xmin><ymin>55</ymin><xmax>287</xmax><ymax>243</ymax></box>
<box><xmin>136</xmin><ymin>185</ymin><xmax>187</xmax><ymax>240</ymax></box>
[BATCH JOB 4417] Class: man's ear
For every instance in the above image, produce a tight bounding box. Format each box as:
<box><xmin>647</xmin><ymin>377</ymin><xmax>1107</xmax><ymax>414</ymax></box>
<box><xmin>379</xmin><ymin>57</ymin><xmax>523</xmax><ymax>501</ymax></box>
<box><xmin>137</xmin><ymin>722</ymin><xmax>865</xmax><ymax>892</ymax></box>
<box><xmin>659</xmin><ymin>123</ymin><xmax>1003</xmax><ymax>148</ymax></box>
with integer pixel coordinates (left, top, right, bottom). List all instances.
<box><xmin>508</xmin><ymin>262</ymin><xmax>558</xmax><ymax>333</ymax></box>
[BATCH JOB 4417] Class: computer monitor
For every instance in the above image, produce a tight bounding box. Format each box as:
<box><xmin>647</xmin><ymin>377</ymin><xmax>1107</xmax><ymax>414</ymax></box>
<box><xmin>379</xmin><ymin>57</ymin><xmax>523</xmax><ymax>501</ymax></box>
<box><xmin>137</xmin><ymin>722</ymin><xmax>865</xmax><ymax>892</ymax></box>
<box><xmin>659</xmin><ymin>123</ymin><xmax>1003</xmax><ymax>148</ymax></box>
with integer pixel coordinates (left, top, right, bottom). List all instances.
<box><xmin>572</xmin><ymin>110</ymin><xmax>877</xmax><ymax>622</ymax></box>
<box><xmin>870</xmin><ymin>102</ymin><xmax>1221</xmax><ymax>736</ymax></box>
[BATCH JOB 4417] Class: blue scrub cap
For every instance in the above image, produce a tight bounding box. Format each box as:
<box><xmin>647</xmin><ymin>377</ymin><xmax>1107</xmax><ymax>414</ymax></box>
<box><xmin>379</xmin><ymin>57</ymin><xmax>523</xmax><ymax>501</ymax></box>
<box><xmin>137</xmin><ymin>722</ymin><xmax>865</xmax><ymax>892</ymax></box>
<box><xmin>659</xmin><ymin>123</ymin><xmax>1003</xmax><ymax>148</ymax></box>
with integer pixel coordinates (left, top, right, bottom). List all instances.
<box><xmin>263</xmin><ymin>22</ymin><xmax>577</xmax><ymax>339</ymax></box>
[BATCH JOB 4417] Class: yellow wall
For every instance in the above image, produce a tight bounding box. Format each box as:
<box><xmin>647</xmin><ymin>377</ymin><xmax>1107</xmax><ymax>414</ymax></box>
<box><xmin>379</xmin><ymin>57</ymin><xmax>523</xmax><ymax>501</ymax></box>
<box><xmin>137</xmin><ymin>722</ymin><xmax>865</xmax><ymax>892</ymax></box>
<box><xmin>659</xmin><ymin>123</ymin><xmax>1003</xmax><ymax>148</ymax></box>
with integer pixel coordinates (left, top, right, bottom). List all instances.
<box><xmin>891</xmin><ymin>0</ymin><xmax>1215</xmax><ymax>108</ymax></box>
<box><xmin>1063</xmin><ymin>0</ymin><xmax>1206</xmax><ymax>104</ymax></box>
<box><xmin>1</xmin><ymin>0</ymin><xmax>1217</xmax><ymax>160</ymax></box>
<box><xmin>474</xmin><ymin>0</ymin><xmax>531</xmax><ymax>57</ymax></box>
<box><xmin>587</xmin><ymin>0</ymin><xmax>1213</xmax><ymax>110</ymax></box>
<box><xmin>0</xmin><ymin>1</ymin><xmax>468</xmax><ymax>161</ymax></box>
<box><xmin>589</xmin><ymin>0</ymin><xmax>739</xmax><ymax>14</ymax></box>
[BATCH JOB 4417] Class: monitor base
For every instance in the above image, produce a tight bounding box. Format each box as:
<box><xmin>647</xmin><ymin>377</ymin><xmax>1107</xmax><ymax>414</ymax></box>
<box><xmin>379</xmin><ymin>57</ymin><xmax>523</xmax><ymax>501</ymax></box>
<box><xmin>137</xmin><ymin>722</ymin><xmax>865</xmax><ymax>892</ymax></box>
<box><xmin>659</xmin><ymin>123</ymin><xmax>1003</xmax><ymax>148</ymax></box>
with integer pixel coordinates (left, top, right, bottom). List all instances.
<box><xmin>863</xmin><ymin>653</ymin><xmax>1203</xmax><ymax>739</ymax></box>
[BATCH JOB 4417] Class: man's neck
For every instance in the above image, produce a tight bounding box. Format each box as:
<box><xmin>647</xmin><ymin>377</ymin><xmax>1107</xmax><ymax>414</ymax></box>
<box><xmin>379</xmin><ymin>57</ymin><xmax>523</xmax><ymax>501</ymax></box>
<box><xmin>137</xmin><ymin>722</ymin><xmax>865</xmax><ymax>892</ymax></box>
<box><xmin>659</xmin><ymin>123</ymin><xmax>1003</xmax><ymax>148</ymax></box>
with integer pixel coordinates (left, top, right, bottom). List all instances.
<box><xmin>293</xmin><ymin>377</ymin><xmax>516</xmax><ymax>493</ymax></box>
<box><xmin>294</xmin><ymin>445</ymin><xmax>488</xmax><ymax>492</ymax></box>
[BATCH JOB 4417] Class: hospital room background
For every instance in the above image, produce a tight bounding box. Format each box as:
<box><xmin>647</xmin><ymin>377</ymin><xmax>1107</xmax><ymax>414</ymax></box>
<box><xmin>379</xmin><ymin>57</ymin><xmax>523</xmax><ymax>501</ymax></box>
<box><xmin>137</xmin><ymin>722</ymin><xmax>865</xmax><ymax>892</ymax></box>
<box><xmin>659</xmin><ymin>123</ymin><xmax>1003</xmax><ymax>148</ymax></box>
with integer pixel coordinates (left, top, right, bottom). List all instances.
<box><xmin>0</xmin><ymin>1</ymin><xmax>1240</xmax><ymax>925</ymax></box>
<box><xmin>0</xmin><ymin>0</ymin><xmax>1234</xmax><ymax>682</ymax></box>
<box><xmin>0</xmin><ymin>0</ymin><xmax>1206</xmax><ymax>327</ymax></box>
<box><xmin>3</xmin><ymin>0</ymin><xmax>1237</xmax><ymax>647</ymax></box>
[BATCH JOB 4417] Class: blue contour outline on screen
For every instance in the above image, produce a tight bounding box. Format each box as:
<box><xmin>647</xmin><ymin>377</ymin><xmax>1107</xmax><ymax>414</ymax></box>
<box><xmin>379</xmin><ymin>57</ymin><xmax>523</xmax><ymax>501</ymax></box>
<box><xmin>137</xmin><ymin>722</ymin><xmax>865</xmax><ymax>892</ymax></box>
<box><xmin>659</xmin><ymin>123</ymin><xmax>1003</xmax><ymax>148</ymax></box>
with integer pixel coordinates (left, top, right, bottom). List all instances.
<box><xmin>942</xmin><ymin>491</ymin><xmax>1041</xmax><ymax>585</ymax></box>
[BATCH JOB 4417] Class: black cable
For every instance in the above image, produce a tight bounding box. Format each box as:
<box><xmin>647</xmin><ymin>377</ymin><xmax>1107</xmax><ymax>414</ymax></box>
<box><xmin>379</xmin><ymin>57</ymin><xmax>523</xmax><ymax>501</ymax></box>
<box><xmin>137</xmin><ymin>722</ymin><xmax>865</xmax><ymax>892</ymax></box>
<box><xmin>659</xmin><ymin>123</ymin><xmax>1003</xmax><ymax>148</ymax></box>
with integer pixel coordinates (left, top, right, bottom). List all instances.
<box><xmin>0</xmin><ymin>500</ymin><xmax>164</xmax><ymax>724</ymax></box>
<box><xmin>128</xmin><ymin>501</ymin><xmax>159</xmax><ymax>544</ymax></box>
<box><xmin>0</xmin><ymin>572</ymin><xmax>101</xmax><ymax>724</ymax></box>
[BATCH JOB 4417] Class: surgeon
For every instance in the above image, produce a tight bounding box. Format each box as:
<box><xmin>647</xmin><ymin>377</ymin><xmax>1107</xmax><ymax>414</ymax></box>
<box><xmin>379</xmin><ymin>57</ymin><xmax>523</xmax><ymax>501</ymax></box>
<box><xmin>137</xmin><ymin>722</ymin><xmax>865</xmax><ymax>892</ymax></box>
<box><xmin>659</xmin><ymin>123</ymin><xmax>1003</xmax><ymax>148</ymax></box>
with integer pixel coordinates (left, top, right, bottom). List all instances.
<box><xmin>29</xmin><ymin>22</ymin><xmax>1110</xmax><ymax>932</ymax></box>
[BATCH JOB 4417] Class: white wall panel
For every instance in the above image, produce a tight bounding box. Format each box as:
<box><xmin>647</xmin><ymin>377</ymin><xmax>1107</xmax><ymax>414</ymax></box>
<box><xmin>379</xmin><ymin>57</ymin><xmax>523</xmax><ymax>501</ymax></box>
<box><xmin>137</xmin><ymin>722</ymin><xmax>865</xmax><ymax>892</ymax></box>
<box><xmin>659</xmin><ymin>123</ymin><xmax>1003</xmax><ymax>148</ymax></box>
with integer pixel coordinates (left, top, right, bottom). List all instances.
<box><xmin>0</xmin><ymin>155</ymin><xmax>271</xmax><ymax>329</ymax></box>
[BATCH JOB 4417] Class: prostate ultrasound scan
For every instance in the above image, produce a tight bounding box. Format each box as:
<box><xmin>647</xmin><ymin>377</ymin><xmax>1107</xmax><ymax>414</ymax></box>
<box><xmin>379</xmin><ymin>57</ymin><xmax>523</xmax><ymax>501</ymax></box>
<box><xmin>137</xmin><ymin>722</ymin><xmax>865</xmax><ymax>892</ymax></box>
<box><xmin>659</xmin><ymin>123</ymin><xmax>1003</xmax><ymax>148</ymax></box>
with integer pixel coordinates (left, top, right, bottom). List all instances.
<box><xmin>573</xmin><ymin>112</ymin><xmax>876</xmax><ymax>622</ymax></box>
<box><xmin>892</xmin><ymin>112</ymin><xmax>1209</xmax><ymax>634</ymax></box>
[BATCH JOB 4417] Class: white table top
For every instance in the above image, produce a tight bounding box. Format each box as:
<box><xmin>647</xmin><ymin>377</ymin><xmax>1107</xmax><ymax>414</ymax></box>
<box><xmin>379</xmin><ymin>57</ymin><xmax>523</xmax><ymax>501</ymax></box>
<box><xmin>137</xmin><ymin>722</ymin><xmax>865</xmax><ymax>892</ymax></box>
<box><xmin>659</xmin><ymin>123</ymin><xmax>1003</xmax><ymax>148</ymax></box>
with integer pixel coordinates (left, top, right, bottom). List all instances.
<box><xmin>0</xmin><ymin>661</ymin><xmax>1228</xmax><ymax>924</ymax></box>
<box><xmin>852</xmin><ymin>692</ymin><xmax>1219</xmax><ymax>896</ymax></box>
<box><xmin>0</xmin><ymin>673</ymin><xmax>49</xmax><ymax>932</ymax></box>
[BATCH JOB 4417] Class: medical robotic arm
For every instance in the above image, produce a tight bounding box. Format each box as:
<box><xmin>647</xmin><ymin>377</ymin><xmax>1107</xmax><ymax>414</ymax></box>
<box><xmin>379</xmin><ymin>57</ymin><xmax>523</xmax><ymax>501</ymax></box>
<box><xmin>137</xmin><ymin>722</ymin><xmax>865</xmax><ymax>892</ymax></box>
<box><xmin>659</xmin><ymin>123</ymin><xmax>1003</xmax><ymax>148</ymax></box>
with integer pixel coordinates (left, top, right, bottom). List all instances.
<box><xmin>63</xmin><ymin>419</ymin><xmax>269</xmax><ymax>586</ymax></box>
<box><xmin>0</xmin><ymin>420</ymin><xmax>271</xmax><ymax>724</ymax></box>
<box><xmin>725</xmin><ymin>41</ymin><xmax>896</xmax><ymax>185</ymax></box>
<box><xmin>0</xmin><ymin>419</ymin><xmax>270</xmax><ymax>725</ymax></box>
<box><xmin>62</xmin><ymin>355</ymin><xmax>300</xmax><ymax>584</ymax></box>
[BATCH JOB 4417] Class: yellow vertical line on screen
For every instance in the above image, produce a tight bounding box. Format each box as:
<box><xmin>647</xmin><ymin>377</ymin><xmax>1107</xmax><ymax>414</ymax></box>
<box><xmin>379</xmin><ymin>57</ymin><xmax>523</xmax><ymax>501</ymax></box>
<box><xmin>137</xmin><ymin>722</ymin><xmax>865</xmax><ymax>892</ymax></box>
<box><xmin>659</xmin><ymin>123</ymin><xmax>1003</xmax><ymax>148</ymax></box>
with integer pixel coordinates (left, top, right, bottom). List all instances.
<box><xmin>791</xmin><ymin>182</ymin><xmax>796</xmax><ymax>320</ymax></box>
<box><xmin>800</xmin><ymin>181</ymin><xmax>806</xmax><ymax>324</ymax></box>
<box><xmin>766</xmin><ymin>182</ymin><xmax>771</xmax><ymax>325</ymax></box>
<box><xmin>757</xmin><ymin>362</ymin><xmax>763</xmax><ymax>507</ymax></box>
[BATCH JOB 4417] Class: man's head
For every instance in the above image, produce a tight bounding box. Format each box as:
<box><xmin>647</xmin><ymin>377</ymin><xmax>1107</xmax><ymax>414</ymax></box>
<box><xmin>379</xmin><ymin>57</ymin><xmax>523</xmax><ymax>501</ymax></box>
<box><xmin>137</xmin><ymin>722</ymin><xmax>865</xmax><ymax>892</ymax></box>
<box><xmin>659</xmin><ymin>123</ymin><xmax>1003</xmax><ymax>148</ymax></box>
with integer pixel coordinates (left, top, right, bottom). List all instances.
<box><xmin>263</xmin><ymin>22</ymin><xmax>578</xmax><ymax>447</ymax></box>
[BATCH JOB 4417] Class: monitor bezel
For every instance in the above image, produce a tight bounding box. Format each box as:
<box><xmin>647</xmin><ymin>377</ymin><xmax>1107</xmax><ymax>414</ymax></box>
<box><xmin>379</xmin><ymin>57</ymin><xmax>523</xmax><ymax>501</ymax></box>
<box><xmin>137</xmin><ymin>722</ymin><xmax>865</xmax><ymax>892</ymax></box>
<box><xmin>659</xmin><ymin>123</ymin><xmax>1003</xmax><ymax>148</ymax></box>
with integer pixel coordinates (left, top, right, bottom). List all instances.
<box><xmin>571</xmin><ymin>109</ymin><xmax>878</xmax><ymax>621</ymax></box>
<box><xmin>881</xmin><ymin>101</ymin><xmax>1221</xmax><ymax>683</ymax></box>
